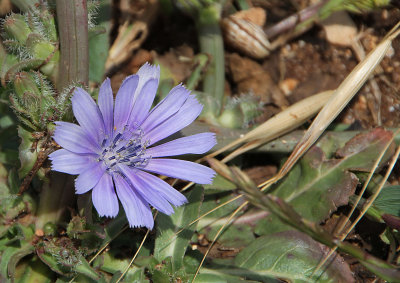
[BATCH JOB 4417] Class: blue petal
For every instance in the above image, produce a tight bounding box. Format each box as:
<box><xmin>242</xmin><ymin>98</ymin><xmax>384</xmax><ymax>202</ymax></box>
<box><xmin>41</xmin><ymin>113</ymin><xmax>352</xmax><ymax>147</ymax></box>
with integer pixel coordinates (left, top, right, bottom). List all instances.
<box><xmin>53</xmin><ymin>121</ymin><xmax>101</xmax><ymax>154</ymax></box>
<box><xmin>49</xmin><ymin>149</ymin><xmax>97</xmax><ymax>175</ymax></box>
<box><xmin>144</xmin><ymin>158</ymin><xmax>215</xmax><ymax>184</ymax></box>
<box><xmin>137</xmin><ymin>63</ymin><xmax>160</xmax><ymax>86</ymax></box>
<box><xmin>75</xmin><ymin>161</ymin><xmax>105</xmax><ymax>194</ymax></box>
<box><xmin>98</xmin><ymin>78</ymin><xmax>114</xmax><ymax>138</ymax></box>
<box><xmin>141</xmin><ymin>85</ymin><xmax>190</xmax><ymax>133</ymax></box>
<box><xmin>71</xmin><ymin>88</ymin><xmax>105</xmax><ymax>143</ymax></box>
<box><xmin>145</xmin><ymin>95</ymin><xmax>203</xmax><ymax>145</ymax></box>
<box><xmin>92</xmin><ymin>173</ymin><xmax>119</xmax><ymax>217</ymax></box>
<box><xmin>135</xmin><ymin>170</ymin><xmax>187</xmax><ymax>207</ymax></box>
<box><xmin>125</xmin><ymin>64</ymin><xmax>159</xmax><ymax>127</ymax></box>
<box><xmin>114</xmin><ymin>75</ymin><xmax>139</xmax><ymax>132</ymax></box>
<box><xmin>127</xmin><ymin>78</ymin><xmax>158</xmax><ymax>127</ymax></box>
<box><xmin>113</xmin><ymin>174</ymin><xmax>154</xmax><ymax>229</ymax></box>
<box><xmin>146</xmin><ymin>132</ymin><xmax>216</xmax><ymax>158</ymax></box>
<box><xmin>119</xmin><ymin>165</ymin><xmax>174</xmax><ymax>215</ymax></box>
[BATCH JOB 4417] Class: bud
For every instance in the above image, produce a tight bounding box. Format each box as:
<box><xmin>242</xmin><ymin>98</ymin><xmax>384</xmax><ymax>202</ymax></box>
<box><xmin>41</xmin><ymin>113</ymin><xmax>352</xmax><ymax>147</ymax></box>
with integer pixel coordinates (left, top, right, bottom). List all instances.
<box><xmin>237</xmin><ymin>95</ymin><xmax>262</xmax><ymax>127</ymax></box>
<box><xmin>217</xmin><ymin>104</ymin><xmax>244</xmax><ymax>129</ymax></box>
<box><xmin>43</xmin><ymin>222</ymin><xmax>57</xmax><ymax>236</ymax></box>
<box><xmin>40</xmin><ymin>9</ymin><xmax>58</xmax><ymax>42</ymax></box>
<box><xmin>26</xmin><ymin>35</ymin><xmax>59</xmax><ymax>80</ymax></box>
<box><xmin>12</xmin><ymin>72</ymin><xmax>58</xmax><ymax>130</ymax></box>
<box><xmin>3</xmin><ymin>13</ymin><xmax>32</xmax><ymax>44</ymax></box>
<box><xmin>13</xmin><ymin>72</ymin><xmax>40</xmax><ymax>102</ymax></box>
<box><xmin>216</xmin><ymin>95</ymin><xmax>261</xmax><ymax>129</ymax></box>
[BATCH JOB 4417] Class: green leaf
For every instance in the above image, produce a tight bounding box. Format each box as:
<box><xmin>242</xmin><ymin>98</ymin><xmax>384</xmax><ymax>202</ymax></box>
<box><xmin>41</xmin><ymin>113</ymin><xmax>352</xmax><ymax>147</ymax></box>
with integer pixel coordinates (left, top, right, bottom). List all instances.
<box><xmin>374</xmin><ymin>185</ymin><xmax>400</xmax><ymax>216</ymax></box>
<box><xmin>203</xmin><ymin>174</ymin><xmax>237</xmax><ymax>191</ymax></box>
<box><xmin>0</xmin><ymin>226</ymin><xmax>34</xmax><ymax>281</ymax></box>
<box><xmin>101</xmin><ymin>211</ymin><xmax>128</xmax><ymax>247</ymax></box>
<box><xmin>198</xmin><ymin>267</ymin><xmax>278</xmax><ymax>283</ymax></box>
<box><xmin>274</xmin><ymin>128</ymin><xmax>393</xmax><ymax>223</ymax></box>
<box><xmin>7</xmin><ymin>242</ymin><xmax>34</xmax><ymax>280</ymax></box>
<box><xmin>235</xmin><ymin>230</ymin><xmax>354</xmax><ymax>283</ymax></box>
<box><xmin>93</xmin><ymin>252</ymin><xmax>147</xmax><ymax>282</ymax></box>
<box><xmin>196</xmin><ymin>189</ymin><xmax>252</xmax><ymax>247</ymax></box>
<box><xmin>37</xmin><ymin>237</ymin><xmax>100</xmax><ymax>280</ymax></box>
<box><xmin>154</xmin><ymin>186</ymin><xmax>204</xmax><ymax>272</ymax></box>
<box><xmin>17</xmin><ymin>126</ymin><xmax>38</xmax><ymax>178</ymax></box>
<box><xmin>198</xmin><ymin>190</ymin><xmax>243</xmax><ymax>231</ymax></box>
<box><xmin>183</xmin><ymin>252</ymin><xmax>278</xmax><ymax>282</ymax></box>
<box><xmin>16</xmin><ymin>256</ymin><xmax>54</xmax><ymax>283</ymax></box>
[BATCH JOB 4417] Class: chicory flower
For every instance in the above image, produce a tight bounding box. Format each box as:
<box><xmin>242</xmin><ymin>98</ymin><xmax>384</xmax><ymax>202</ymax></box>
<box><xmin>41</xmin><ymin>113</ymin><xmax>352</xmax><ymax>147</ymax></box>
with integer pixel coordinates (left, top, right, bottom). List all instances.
<box><xmin>49</xmin><ymin>63</ymin><xmax>216</xmax><ymax>229</ymax></box>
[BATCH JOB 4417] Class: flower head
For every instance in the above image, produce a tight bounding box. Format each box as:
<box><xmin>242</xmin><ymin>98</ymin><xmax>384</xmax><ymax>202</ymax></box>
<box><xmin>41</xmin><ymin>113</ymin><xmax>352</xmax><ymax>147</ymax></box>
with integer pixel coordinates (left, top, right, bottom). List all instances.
<box><xmin>49</xmin><ymin>63</ymin><xmax>216</xmax><ymax>229</ymax></box>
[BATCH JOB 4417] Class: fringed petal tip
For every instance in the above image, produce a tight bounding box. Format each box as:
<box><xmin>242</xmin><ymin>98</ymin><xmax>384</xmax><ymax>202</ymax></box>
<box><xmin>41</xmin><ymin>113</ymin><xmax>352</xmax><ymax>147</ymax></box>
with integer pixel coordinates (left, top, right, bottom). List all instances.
<box><xmin>137</xmin><ymin>62</ymin><xmax>160</xmax><ymax>80</ymax></box>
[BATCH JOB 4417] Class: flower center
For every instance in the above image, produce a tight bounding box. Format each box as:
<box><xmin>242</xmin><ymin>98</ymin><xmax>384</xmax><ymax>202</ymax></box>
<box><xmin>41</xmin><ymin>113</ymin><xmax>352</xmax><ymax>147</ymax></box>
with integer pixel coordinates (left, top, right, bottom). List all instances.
<box><xmin>99</xmin><ymin>126</ymin><xmax>149</xmax><ymax>172</ymax></box>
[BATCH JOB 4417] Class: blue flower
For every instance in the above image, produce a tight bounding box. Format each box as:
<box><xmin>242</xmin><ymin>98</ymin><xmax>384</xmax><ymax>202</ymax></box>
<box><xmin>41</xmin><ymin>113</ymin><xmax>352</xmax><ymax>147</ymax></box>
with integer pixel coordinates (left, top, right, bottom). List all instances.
<box><xmin>49</xmin><ymin>63</ymin><xmax>216</xmax><ymax>229</ymax></box>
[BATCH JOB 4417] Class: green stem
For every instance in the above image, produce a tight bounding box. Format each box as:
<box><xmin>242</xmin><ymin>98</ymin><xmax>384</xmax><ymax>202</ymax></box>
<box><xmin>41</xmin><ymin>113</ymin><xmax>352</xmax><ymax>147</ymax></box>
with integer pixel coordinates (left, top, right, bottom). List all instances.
<box><xmin>196</xmin><ymin>5</ymin><xmax>225</xmax><ymax>117</ymax></box>
<box><xmin>56</xmin><ymin>0</ymin><xmax>89</xmax><ymax>90</ymax></box>
<box><xmin>35</xmin><ymin>172</ymin><xmax>75</xmax><ymax>229</ymax></box>
<box><xmin>36</xmin><ymin>0</ymin><xmax>89</xmax><ymax>229</ymax></box>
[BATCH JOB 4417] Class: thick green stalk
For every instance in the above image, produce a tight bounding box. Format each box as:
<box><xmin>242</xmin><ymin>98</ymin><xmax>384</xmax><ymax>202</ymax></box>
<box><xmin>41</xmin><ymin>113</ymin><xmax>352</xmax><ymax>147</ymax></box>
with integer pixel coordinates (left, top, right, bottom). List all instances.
<box><xmin>35</xmin><ymin>173</ymin><xmax>75</xmax><ymax>230</ymax></box>
<box><xmin>55</xmin><ymin>0</ymin><xmax>89</xmax><ymax>89</ymax></box>
<box><xmin>36</xmin><ymin>0</ymin><xmax>89</xmax><ymax>229</ymax></box>
<box><xmin>196</xmin><ymin>5</ymin><xmax>225</xmax><ymax>117</ymax></box>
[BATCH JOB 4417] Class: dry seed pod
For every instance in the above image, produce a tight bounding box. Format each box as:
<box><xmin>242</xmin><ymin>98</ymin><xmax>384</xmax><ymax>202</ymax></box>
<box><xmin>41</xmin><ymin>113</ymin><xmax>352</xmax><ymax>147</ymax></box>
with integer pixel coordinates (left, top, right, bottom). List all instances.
<box><xmin>221</xmin><ymin>10</ymin><xmax>271</xmax><ymax>59</ymax></box>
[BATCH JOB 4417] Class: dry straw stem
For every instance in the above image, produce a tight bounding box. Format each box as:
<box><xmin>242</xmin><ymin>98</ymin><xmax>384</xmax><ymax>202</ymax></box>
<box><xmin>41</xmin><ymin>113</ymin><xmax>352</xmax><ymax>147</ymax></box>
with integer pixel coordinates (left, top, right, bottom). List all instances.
<box><xmin>222</xmin><ymin>90</ymin><xmax>333</xmax><ymax>163</ymax></box>
<box><xmin>275</xmin><ymin>22</ymin><xmax>400</xmax><ymax>180</ymax></box>
<box><xmin>208</xmin><ymin>90</ymin><xmax>334</xmax><ymax>161</ymax></box>
<box><xmin>105</xmin><ymin>21</ymin><xmax>148</xmax><ymax>71</ymax></box>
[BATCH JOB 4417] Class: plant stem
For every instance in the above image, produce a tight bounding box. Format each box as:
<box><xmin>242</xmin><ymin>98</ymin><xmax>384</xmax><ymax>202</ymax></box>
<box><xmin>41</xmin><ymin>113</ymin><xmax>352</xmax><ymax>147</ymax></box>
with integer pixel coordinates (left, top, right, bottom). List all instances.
<box><xmin>35</xmin><ymin>172</ymin><xmax>75</xmax><ymax>229</ymax></box>
<box><xmin>196</xmin><ymin>4</ymin><xmax>225</xmax><ymax>117</ymax></box>
<box><xmin>264</xmin><ymin>0</ymin><xmax>329</xmax><ymax>39</ymax></box>
<box><xmin>36</xmin><ymin>0</ymin><xmax>89</xmax><ymax>229</ymax></box>
<box><xmin>56</xmin><ymin>0</ymin><xmax>89</xmax><ymax>90</ymax></box>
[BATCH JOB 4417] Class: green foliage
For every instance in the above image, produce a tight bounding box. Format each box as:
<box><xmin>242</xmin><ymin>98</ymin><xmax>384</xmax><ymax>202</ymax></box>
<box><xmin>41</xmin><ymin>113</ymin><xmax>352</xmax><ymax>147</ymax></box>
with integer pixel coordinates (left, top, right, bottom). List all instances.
<box><xmin>256</xmin><ymin>129</ymin><xmax>394</xmax><ymax>236</ymax></box>
<box><xmin>37</xmin><ymin>237</ymin><xmax>100</xmax><ymax>280</ymax></box>
<box><xmin>235</xmin><ymin>230</ymin><xmax>353</xmax><ymax>283</ymax></box>
<box><xmin>1</xmin><ymin>0</ymin><xmax>400</xmax><ymax>282</ymax></box>
<box><xmin>154</xmin><ymin>187</ymin><xmax>204</xmax><ymax>273</ymax></box>
<box><xmin>0</xmin><ymin>224</ymin><xmax>35</xmax><ymax>281</ymax></box>
<box><xmin>374</xmin><ymin>185</ymin><xmax>400</xmax><ymax>217</ymax></box>
<box><xmin>1</xmin><ymin>4</ymin><xmax>59</xmax><ymax>82</ymax></box>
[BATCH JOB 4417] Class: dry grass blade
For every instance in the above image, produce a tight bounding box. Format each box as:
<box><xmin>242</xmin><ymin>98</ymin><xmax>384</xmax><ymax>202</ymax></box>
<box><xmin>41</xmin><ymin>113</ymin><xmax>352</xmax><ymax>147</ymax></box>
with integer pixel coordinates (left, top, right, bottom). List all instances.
<box><xmin>276</xmin><ymin>23</ymin><xmax>400</xmax><ymax>179</ymax></box>
<box><xmin>221</xmin><ymin>90</ymin><xmax>333</xmax><ymax>163</ymax></box>
<box><xmin>191</xmin><ymin>202</ymin><xmax>247</xmax><ymax>282</ymax></box>
<box><xmin>207</xmin><ymin>90</ymin><xmax>333</xmax><ymax>160</ymax></box>
<box><xmin>115</xmin><ymin>228</ymin><xmax>152</xmax><ymax>283</ymax></box>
